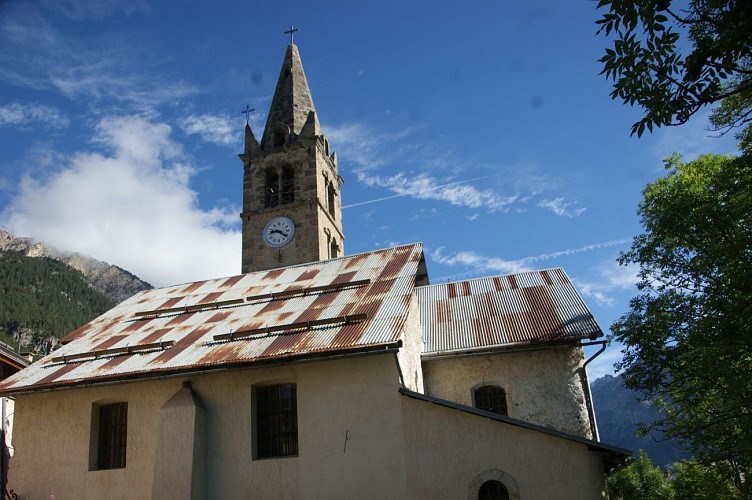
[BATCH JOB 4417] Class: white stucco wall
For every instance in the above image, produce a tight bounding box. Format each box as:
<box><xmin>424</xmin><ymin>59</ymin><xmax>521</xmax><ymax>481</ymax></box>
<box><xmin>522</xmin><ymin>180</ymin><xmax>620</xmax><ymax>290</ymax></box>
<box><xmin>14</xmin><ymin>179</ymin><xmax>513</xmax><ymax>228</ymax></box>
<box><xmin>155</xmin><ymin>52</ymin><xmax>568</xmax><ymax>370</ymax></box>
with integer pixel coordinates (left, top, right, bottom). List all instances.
<box><xmin>7</xmin><ymin>347</ymin><xmax>606</xmax><ymax>499</ymax></box>
<box><xmin>400</xmin><ymin>394</ymin><xmax>607</xmax><ymax>499</ymax></box>
<box><xmin>395</xmin><ymin>293</ymin><xmax>425</xmax><ymax>393</ymax></box>
<box><xmin>422</xmin><ymin>346</ymin><xmax>593</xmax><ymax>438</ymax></box>
<box><xmin>7</xmin><ymin>353</ymin><xmax>409</xmax><ymax>500</ymax></box>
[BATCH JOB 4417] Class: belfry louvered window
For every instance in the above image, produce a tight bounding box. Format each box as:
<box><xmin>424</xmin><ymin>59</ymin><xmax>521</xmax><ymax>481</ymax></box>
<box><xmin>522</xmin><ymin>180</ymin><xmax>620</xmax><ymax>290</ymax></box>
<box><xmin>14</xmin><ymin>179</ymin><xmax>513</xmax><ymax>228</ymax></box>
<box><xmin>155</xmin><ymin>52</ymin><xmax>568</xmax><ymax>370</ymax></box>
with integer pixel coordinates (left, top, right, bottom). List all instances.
<box><xmin>280</xmin><ymin>168</ymin><xmax>294</xmax><ymax>204</ymax></box>
<box><xmin>265</xmin><ymin>169</ymin><xmax>294</xmax><ymax>207</ymax></box>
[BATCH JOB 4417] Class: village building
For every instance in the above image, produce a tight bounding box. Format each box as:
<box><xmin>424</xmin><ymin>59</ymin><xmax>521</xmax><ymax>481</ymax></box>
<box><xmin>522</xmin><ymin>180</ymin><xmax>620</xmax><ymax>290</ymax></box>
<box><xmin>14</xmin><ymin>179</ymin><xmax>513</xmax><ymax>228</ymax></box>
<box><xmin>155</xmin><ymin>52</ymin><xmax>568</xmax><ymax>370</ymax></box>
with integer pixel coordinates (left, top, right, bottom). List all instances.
<box><xmin>0</xmin><ymin>343</ymin><xmax>29</xmax><ymax>450</ymax></box>
<box><xmin>0</xmin><ymin>41</ymin><xmax>627</xmax><ymax>499</ymax></box>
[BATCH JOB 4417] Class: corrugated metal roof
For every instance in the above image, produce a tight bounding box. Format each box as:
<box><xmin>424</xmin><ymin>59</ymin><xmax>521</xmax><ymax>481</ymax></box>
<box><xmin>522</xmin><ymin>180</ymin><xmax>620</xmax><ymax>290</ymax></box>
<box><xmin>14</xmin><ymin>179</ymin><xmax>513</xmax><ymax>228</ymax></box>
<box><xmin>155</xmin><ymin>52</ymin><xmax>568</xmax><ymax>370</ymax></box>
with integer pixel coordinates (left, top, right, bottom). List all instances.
<box><xmin>0</xmin><ymin>244</ymin><xmax>425</xmax><ymax>394</ymax></box>
<box><xmin>417</xmin><ymin>268</ymin><xmax>603</xmax><ymax>355</ymax></box>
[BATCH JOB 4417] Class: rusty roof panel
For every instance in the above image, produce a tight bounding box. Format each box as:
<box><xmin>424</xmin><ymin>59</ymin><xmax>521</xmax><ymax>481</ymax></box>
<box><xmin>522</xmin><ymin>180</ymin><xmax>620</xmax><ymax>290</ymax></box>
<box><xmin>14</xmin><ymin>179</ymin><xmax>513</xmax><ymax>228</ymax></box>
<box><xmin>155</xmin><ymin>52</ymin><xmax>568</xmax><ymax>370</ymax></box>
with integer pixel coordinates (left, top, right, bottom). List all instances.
<box><xmin>418</xmin><ymin>268</ymin><xmax>603</xmax><ymax>355</ymax></box>
<box><xmin>0</xmin><ymin>244</ymin><xmax>424</xmax><ymax>394</ymax></box>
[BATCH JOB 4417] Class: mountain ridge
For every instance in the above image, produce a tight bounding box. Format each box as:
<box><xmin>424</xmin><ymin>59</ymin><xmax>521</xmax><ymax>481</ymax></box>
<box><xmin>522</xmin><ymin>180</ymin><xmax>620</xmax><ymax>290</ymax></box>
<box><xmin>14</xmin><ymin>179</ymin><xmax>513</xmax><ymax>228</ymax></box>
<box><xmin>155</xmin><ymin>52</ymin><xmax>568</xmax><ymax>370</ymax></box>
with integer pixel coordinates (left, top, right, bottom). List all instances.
<box><xmin>591</xmin><ymin>373</ymin><xmax>691</xmax><ymax>468</ymax></box>
<box><xmin>0</xmin><ymin>229</ymin><xmax>152</xmax><ymax>303</ymax></box>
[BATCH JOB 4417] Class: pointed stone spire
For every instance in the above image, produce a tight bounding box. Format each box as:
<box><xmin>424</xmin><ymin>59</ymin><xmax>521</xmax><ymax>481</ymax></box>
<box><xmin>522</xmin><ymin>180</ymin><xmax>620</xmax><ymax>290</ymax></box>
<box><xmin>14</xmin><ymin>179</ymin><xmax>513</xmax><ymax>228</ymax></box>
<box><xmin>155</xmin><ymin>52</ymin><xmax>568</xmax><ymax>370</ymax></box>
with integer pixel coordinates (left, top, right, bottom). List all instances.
<box><xmin>260</xmin><ymin>44</ymin><xmax>321</xmax><ymax>149</ymax></box>
<box><xmin>244</xmin><ymin>123</ymin><xmax>260</xmax><ymax>154</ymax></box>
<box><xmin>238</xmin><ymin>123</ymin><xmax>260</xmax><ymax>168</ymax></box>
<box><xmin>299</xmin><ymin>110</ymin><xmax>320</xmax><ymax>138</ymax></box>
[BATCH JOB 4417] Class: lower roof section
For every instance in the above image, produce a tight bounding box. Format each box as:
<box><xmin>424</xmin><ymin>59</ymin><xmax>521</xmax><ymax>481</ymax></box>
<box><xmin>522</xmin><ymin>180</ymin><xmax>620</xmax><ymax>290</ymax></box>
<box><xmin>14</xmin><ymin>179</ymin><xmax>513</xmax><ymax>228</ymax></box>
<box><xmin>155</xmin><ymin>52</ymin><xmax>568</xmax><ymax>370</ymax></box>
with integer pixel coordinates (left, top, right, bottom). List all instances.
<box><xmin>417</xmin><ymin>268</ymin><xmax>603</xmax><ymax>356</ymax></box>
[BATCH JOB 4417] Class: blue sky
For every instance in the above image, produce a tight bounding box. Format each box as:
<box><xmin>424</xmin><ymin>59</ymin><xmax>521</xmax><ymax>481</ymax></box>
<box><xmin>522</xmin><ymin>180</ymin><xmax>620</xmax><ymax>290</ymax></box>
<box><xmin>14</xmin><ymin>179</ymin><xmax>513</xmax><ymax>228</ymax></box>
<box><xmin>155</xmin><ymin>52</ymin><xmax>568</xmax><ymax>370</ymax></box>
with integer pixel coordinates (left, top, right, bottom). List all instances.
<box><xmin>0</xmin><ymin>0</ymin><xmax>739</xmax><ymax>379</ymax></box>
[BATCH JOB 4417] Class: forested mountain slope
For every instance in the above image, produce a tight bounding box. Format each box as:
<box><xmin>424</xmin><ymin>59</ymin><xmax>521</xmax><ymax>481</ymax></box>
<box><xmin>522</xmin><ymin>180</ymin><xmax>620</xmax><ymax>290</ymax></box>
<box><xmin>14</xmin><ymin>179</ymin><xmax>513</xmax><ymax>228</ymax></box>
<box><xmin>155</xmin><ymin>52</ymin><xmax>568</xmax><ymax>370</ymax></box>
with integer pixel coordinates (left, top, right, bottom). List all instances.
<box><xmin>0</xmin><ymin>230</ymin><xmax>152</xmax><ymax>357</ymax></box>
<box><xmin>0</xmin><ymin>251</ymin><xmax>114</xmax><ymax>355</ymax></box>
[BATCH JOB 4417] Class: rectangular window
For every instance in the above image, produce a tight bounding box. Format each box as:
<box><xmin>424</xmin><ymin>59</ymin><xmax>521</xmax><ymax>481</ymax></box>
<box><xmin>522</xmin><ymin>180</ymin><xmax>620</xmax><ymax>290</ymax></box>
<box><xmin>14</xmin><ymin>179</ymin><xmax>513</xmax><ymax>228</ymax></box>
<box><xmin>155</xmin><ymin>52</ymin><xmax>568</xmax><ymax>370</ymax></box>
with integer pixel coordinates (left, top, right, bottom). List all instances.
<box><xmin>256</xmin><ymin>384</ymin><xmax>298</xmax><ymax>459</ymax></box>
<box><xmin>94</xmin><ymin>402</ymin><xmax>128</xmax><ymax>470</ymax></box>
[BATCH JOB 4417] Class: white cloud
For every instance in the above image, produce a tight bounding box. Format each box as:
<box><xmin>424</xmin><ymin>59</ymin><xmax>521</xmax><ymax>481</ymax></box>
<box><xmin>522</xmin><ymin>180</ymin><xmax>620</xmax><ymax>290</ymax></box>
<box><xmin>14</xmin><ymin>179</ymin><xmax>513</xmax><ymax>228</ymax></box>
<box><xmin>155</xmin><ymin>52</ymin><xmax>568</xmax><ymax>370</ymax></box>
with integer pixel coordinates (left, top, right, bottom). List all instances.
<box><xmin>573</xmin><ymin>282</ymin><xmax>616</xmax><ymax>307</ymax></box>
<box><xmin>353</xmin><ymin>171</ymin><xmax>519</xmax><ymax>212</ymax></box>
<box><xmin>328</xmin><ymin>121</ymin><xmax>587</xmax><ymax>219</ymax></box>
<box><xmin>601</xmin><ymin>262</ymin><xmax>640</xmax><ymax>289</ymax></box>
<box><xmin>409</xmin><ymin>208</ymin><xmax>438</xmax><ymax>221</ymax></box>
<box><xmin>45</xmin><ymin>0</ymin><xmax>148</xmax><ymax>21</ymax></box>
<box><xmin>181</xmin><ymin>114</ymin><xmax>237</xmax><ymax>147</ymax></box>
<box><xmin>374</xmin><ymin>239</ymin><xmax>403</xmax><ymax>249</ymax></box>
<box><xmin>0</xmin><ymin>102</ymin><xmax>69</xmax><ymax>129</ymax></box>
<box><xmin>2</xmin><ymin>115</ymin><xmax>240</xmax><ymax>287</ymax></box>
<box><xmin>536</xmin><ymin>197</ymin><xmax>586</xmax><ymax>217</ymax></box>
<box><xmin>431</xmin><ymin>248</ymin><xmax>531</xmax><ymax>276</ymax></box>
<box><xmin>325</xmin><ymin>122</ymin><xmax>415</xmax><ymax>170</ymax></box>
<box><xmin>572</xmin><ymin>261</ymin><xmax>640</xmax><ymax>307</ymax></box>
<box><xmin>653</xmin><ymin>110</ymin><xmax>740</xmax><ymax>162</ymax></box>
<box><xmin>0</xmin><ymin>4</ymin><xmax>196</xmax><ymax>107</ymax></box>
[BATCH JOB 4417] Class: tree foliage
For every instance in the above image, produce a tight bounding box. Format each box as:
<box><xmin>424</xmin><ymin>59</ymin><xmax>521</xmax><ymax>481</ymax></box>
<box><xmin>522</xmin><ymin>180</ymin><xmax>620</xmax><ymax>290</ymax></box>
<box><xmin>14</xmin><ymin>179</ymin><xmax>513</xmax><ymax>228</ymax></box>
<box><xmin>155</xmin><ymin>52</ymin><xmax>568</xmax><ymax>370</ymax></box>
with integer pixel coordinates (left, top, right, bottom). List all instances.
<box><xmin>671</xmin><ymin>459</ymin><xmax>738</xmax><ymax>499</ymax></box>
<box><xmin>608</xmin><ymin>450</ymin><xmax>672</xmax><ymax>500</ymax></box>
<box><xmin>596</xmin><ymin>0</ymin><xmax>752</xmax><ymax>138</ymax></box>
<box><xmin>607</xmin><ymin>453</ymin><xmax>740</xmax><ymax>499</ymax></box>
<box><xmin>612</xmin><ymin>153</ymin><xmax>752</xmax><ymax>496</ymax></box>
<box><xmin>0</xmin><ymin>250</ymin><xmax>114</xmax><ymax>353</ymax></box>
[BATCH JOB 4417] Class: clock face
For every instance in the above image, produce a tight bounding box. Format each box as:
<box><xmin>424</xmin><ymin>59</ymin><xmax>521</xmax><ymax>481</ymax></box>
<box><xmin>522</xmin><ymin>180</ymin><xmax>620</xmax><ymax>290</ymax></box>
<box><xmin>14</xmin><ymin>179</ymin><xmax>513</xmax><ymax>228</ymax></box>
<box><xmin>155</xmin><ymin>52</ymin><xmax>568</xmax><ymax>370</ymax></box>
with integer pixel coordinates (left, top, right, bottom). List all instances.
<box><xmin>262</xmin><ymin>216</ymin><xmax>295</xmax><ymax>248</ymax></box>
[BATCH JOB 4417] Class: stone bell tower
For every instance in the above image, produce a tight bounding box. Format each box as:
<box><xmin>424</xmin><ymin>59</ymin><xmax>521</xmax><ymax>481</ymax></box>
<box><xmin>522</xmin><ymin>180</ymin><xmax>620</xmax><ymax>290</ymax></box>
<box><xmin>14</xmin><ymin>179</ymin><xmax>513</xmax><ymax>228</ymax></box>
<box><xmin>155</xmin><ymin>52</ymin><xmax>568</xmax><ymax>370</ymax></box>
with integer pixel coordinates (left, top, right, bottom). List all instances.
<box><xmin>239</xmin><ymin>42</ymin><xmax>344</xmax><ymax>273</ymax></box>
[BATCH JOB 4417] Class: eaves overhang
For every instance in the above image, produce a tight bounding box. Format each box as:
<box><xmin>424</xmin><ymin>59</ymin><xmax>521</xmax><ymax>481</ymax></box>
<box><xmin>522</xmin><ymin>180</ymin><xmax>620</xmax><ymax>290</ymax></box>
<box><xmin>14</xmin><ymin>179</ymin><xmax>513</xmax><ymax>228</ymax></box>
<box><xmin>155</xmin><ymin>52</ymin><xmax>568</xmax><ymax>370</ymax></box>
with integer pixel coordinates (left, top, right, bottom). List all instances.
<box><xmin>0</xmin><ymin>341</ymin><xmax>403</xmax><ymax>397</ymax></box>
<box><xmin>420</xmin><ymin>338</ymin><xmax>583</xmax><ymax>360</ymax></box>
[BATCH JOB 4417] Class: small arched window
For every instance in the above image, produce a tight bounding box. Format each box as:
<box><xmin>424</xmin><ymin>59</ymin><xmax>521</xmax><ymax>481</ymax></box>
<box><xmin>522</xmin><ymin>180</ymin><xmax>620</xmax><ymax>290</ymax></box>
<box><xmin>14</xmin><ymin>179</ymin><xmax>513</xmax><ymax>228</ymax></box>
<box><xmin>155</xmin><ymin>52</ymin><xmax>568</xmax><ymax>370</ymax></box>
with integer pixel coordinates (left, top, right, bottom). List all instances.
<box><xmin>468</xmin><ymin>470</ymin><xmax>519</xmax><ymax>500</ymax></box>
<box><xmin>327</xmin><ymin>182</ymin><xmax>336</xmax><ymax>218</ymax></box>
<box><xmin>478</xmin><ymin>480</ymin><xmax>509</xmax><ymax>500</ymax></box>
<box><xmin>330</xmin><ymin>238</ymin><xmax>339</xmax><ymax>258</ymax></box>
<box><xmin>474</xmin><ymin>385</ymin><xmax>508</xmax><ymax>416</ymax></box>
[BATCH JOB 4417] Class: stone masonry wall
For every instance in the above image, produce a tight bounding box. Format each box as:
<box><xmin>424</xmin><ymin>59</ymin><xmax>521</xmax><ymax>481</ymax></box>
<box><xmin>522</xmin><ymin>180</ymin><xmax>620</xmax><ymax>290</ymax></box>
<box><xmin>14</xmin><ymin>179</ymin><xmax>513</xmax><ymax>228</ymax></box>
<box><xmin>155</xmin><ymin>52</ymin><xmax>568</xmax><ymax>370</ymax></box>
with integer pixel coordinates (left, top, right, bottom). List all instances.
<box><xmin>422</xmin><ymin>346</ymin><xmax>593</xmax><ymax>439</ymax></box>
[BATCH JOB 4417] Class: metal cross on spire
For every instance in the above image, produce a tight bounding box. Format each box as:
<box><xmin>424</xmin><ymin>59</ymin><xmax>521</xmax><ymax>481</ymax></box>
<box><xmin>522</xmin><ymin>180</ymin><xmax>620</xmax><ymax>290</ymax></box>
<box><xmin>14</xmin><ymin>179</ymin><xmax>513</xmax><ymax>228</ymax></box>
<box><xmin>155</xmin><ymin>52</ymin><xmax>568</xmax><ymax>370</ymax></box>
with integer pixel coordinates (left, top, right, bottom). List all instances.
<box><xmin>284</xmin><ymin>25</ymin><xmax>299</xmax><ymax>44</ymax></box>
<box><xmin>242</xmin><ymin>105</ymin><xmax>254</xmax><ymax>125</ymax></box>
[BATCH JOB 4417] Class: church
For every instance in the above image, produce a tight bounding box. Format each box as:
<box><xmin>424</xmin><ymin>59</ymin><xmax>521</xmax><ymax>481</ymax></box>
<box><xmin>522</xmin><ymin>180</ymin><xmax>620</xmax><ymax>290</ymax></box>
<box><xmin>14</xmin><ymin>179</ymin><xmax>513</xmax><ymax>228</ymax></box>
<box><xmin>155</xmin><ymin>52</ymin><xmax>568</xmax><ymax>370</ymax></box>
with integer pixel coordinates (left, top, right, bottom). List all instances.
<box><xmin>0</xmin><ymin>40</ymin><xmax>627</xmax><ymax>499</ymax></box>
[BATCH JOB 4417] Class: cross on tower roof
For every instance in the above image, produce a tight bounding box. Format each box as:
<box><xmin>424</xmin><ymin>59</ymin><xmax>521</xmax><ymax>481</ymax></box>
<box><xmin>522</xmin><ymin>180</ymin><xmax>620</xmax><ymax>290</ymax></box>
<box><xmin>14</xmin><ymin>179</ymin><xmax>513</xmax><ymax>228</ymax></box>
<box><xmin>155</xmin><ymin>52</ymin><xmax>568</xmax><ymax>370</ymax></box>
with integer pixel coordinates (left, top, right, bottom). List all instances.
<box><xmin>242</xmin><ymin>105</ymin><xmax>254</xmax><ymax>125</ymax></box>
<box><xmin>284</xmin><ymin>25</ymin><xmax>299</xmax><ymax>45</ymax></box>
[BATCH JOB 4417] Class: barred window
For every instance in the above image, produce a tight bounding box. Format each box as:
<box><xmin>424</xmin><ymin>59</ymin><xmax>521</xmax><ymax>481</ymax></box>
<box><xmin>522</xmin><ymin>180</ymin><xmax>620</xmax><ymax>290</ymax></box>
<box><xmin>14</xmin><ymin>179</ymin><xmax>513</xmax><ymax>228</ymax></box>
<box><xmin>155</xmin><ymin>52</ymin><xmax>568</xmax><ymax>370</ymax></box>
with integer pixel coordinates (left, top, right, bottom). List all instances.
<box><xmin>474</xmin><ymin>385</ymin><xmax>508</xmax><ymax>416</ymax></box>
<box><xmin>95</xmin><ymin>402</ymin><xmax>127</xmax><ymax>470</ymax></box>
<box><xmin>256</xmin><ymin>384</ymin><xmax>298</xmax><ymax>459</ymax></box>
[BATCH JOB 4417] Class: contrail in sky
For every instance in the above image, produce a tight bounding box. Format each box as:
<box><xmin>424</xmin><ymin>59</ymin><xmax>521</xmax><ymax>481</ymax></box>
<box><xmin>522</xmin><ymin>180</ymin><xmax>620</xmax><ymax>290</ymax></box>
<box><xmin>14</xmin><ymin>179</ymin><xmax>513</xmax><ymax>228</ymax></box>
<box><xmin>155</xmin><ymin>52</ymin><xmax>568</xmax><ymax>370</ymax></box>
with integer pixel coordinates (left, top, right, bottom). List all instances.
<box><xmin>431</xmin><ymin>237</ymin><xmax>633</xmax><ymax>282</ymax></box>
